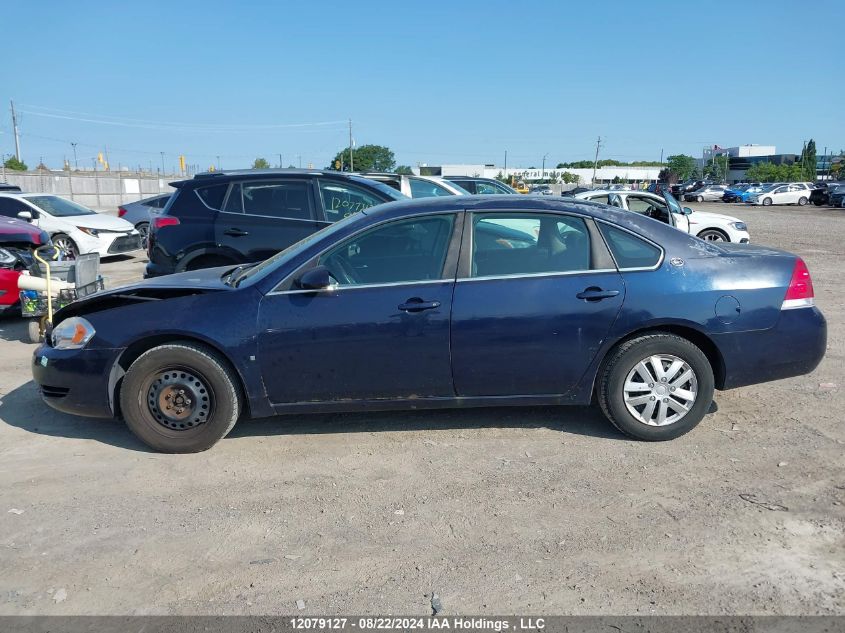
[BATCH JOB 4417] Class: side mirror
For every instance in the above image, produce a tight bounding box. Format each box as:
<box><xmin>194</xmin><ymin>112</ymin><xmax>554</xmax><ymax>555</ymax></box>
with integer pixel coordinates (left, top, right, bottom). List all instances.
<box><xmin>296</xmin><ymin>265</ymin><xmax>335</xmax><ymax>291</ymax></box>
<box><xmin>682</xmin><ymin>207</ymin><xmax>693</xmax><ymax>215</ymax></box>
<box><xmin>17</xmin><ymin>210</ymin><xmax>33</xmax><ymax>222</ymax></box>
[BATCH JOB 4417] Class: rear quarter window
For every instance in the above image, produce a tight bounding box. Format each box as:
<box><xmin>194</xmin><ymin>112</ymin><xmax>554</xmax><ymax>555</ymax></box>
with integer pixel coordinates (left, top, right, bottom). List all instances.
<box><xmin>194</xmin><ymin>184</ymin><xmax>229</xmax><ymax>210</ymax></box>
<box><xmin>599</xmin><ymin>223</ymin><xmax>662</xmax><ymax>269</ymax></box>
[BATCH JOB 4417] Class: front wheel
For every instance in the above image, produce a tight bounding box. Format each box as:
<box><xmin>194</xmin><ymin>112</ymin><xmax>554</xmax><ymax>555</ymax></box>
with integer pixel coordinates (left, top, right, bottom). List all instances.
<box><xmin>697</xmin><ymin>229</ymin><xmax>729</xmax><ymax>242</ymax></box>
<box><xmin>696</xmin><ymin>195</ymin><xmax>704</xmax><ymax>202</ymax></box>
<box><xmin>798</xmin><ymin>196</ymin><xmax>808</xmax><ymax>206</ymax></box>
<box><xmin>762</xmin><ymin>197</ymin><xmax>772</xmax><ymax>206</ymax></box>
<box><xmin>119</xmin><ymin>342</ymin><xmax>242</xmax><ymax>452</ymax></box>
<box><xmin>597</xmin><ymin>334</ymin><xmax>715</xmax><ymax>440</ymax></box>
<box><xmin>136</xmin><ymin>222</ymin><xmax>150</xmax><ymax>249</ymax></box>
<box><xmin>52</xmin><ymin>233</ymin><xmax>78</xmax><ymax>259</ymax></box>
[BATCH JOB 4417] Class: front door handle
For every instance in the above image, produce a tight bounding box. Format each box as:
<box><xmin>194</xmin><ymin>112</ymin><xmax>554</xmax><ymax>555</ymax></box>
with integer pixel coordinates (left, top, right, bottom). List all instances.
<box><xmin>224</xmin><ymin>228</ymin><xmax>249</xmax><ymax>237</ymax></box>
<box><xmin>576</xmin><ymin>287</ymin><xmax>620</xmax><ymax>302</ymax></box>
<box><xmin>398</xmin><ymin>298</ymin><xmax>441</xmax><ymax>312</ymax></box>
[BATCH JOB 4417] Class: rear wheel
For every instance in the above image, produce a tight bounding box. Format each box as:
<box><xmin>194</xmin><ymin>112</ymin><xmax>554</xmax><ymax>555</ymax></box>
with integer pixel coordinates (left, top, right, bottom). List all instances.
<box><xmin>696</xmin><ymin>195</ymin><xmax>704</xmax><ymax>202</ymax></box>
<box><xmin>762</xmin><ymin>197</ymin><xmax>773</xmax><ymax>206</ymax></box>
<box><xmin>597</xmin><ymin>334</ymin><xmax>714</xmax><ymax>440</ymax></box>
<box><xmin>119</xmin><ymin>342</ymin><xmax>241</xmax><ymax>452</ymax></box>
<box><xmin>798</xmin><ymin>196</ymin><xmax>808</xmax><ymax>206</ymax></box>
<box><xmin>135</xmin><ymin>222</ymin><xmax>150</xmax><ymax>248</ymax></box>
<box><xmin>183</xmin><ymin>255</ymin><xmax>235</xmax><ymax>272</ymax></box>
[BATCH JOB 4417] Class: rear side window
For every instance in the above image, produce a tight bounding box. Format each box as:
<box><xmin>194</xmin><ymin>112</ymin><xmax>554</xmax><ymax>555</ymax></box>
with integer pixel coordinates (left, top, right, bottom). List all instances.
<box><xmin>599</xmin><ymin>223</ymin><xmax>662</xmax><ymax>269</ymax></box>
<box><xmin>409</xmin><ymin>178</ymin><xmax>453</xmax><ymax>198</ymax></box>
<box><xmin>471</xmin><ymin>214</ymin><xmax>592</xmax><ymax>277</ymax></box>
<box><xmin>241</xmin><ymin>181</ymin><xmax>312</xmax><ymax>220</ymax></box>
<box><xmin>195</xmin><ymin>184</ymin><xmax>228</xmax><ymax>210</ymax></box>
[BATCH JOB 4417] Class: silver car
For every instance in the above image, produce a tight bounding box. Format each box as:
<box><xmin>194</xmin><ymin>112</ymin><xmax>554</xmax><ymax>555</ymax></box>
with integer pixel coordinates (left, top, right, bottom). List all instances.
<box><xmin>684</xmin><ymin>184</ymin><xmax>728</xmax><ymax>202</ymax></box>
<box><xmin>117</xmin><ymin>194</ymin><xmax>171</xmax><ymax>247</ymax></box>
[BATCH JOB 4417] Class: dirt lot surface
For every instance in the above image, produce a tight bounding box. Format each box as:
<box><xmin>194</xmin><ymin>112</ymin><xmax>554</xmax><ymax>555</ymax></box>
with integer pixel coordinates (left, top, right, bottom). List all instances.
<box><xmin>0</xmin><ymin>202</ymin><xmax>843</xmax><ymax>616</ymax></box>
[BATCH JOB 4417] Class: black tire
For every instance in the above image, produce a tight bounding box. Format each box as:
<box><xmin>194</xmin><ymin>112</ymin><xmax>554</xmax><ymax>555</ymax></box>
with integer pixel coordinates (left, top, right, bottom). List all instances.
<box><xmin>119</xmin><ymin>342</ymin><xmax>241</xmax><ymax>453</ymax></box>
<box><xmin>696</xmin><ymin>195</ymin><xmax>704</xmax><ymax>202</ymax></box>
<box><xmin>597</xmin><ymin>334</ymin><xmax>715</xmax><ymax>441</ymax></box>
<box><xmin>798</xmin><ymin>196</ymin><xmax>808</xmax><ymax>206</ymax></box>
<box><xmin>697</xmin><ymin>228</ymin><xmax>729</xmax><ymax>242</ymax></box>
<box><xmin>762</xmin><ymin>197</ymin><xmax>772</xmax><ymax>206</ymax></box>
<box><xmin>52</xmin><ymin>233</ymin><xmax>78</xmax><ymax>259</ymax></box>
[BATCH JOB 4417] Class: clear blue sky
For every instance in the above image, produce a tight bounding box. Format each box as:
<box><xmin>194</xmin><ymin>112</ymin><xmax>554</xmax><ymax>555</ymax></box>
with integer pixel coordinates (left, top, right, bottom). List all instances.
<box><xmin>2</xmin><ymin>0</ymin><xmax>843</xmax><ymax>172</ymax></box>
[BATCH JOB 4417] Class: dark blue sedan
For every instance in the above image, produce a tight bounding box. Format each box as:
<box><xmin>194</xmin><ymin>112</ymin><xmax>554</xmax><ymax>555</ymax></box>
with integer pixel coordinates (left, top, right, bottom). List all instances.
<box><xmin>32</xmin><ymin>196</ymin><xmax>826</xmax><ymax>452</ymax></box>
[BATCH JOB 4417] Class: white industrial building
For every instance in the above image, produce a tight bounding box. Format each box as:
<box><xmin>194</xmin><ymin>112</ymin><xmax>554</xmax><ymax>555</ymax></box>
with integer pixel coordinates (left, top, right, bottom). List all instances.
<box><xmin>413</xmin><ymin>163</ymin><xmax>662</xmax><ymax>185</ymax></box>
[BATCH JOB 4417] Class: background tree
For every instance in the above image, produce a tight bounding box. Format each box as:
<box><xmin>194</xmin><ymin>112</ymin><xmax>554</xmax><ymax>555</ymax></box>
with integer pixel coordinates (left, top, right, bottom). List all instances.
<box><xmin>395</xmin><ymin>165</ymin><xmax>413</xmax><ymax>175</ymax></box>
<box><xmin>252</xmin><ymin>157</ymin><xmax>271</xmax><ymax>169</ymax></box>
<box><xmin>3</xmin><ymin>156</ymin><xmax>27</xmax><ymax>171</ymax></box>
<box><xmin>561</xmin><ymin>171</ymin><xmax>579</xmax><ymax>184</ymax></box>
<box><xmin>329</xmin><ymin>144</ymin><xmax>395</xmax><ymax>172</ymax></box>
<box><xmin>658</xmin><ymin>167</ymin><xmax>678</xmax><ymax>184</ymax></box>
<box><xmin>666</xmin><ymin>154</ymin><xmax>697</xmax><ymax>181</ymax></box>
<box><xmin>799</xmin><ymin>139</ymin><xmax>817</xmax><ymax>182</ymax></box>
<box><xmin>703</xmin><ymin>154</ymin><xmax>730</xmax><ymax>182</ymax></box>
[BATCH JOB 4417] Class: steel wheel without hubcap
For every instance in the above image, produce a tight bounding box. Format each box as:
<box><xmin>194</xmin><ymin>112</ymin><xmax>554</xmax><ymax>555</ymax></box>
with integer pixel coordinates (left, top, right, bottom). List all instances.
<box><xmin>146</xmin><ymin>367</ymin><xmax>213</xmax><ymax>430</ymax></box>
<box><xmin>623</xmin><ymin>354</ymin><xmax>698</xmax><ymax>426</ymax></box>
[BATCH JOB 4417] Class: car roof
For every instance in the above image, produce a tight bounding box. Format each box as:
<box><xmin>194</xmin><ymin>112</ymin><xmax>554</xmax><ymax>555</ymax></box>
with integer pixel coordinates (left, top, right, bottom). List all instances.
<box><xmin>359</xmin><ymin>194</ymin><xmax>694</xmax><ymax>249</ymax></box>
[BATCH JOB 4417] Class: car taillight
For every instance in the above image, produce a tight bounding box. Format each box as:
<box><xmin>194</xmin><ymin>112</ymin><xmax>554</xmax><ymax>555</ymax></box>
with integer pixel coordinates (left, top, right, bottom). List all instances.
<box><xmin>782</xmin><ymin>258</ymin><xmax>814</xmax><ymax>310</ymax></box>
<box><xmin>153</xmin><ymin>216</ymin><xmax>180</xmax><ymax>230</ymax></box>
<box><xmin>117</xmin><ymin>206</ymin><xmax>127</xmax><ymax>217</ymax></box>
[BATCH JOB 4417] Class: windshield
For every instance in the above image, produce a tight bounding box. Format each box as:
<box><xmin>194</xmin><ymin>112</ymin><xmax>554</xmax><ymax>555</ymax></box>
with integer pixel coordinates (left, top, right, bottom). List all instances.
<box><xmin>25</xmin><ymin>195</ymin><xmax>97</xmax><ymax>217</ymax></box>
<box><xmin>232</xmin><ymin>211</ymin><xmax>365</xmax><ymax>287</ymax></box>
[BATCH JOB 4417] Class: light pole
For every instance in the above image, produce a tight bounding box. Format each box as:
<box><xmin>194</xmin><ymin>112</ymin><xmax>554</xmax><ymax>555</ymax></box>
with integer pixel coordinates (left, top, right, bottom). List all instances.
<box><xmin>542</xmin><ymin>154</ymin><xmax>548</xmax><ymax>183</ymax></box>
<box><xmin>70</xmin><ymin>142</ymin><xmax>78</xmax><ymax>171</ymax></box>
<box><xmin>160</xmin><ymin>152</ymin><xmax>166</xmax><ymax>175</ymax></box>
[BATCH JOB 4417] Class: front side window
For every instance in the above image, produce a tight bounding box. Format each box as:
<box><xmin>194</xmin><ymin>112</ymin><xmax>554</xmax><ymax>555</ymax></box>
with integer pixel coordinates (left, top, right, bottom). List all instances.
<box><xmin>471</xmin><ymin>214</ymin><xmax>592</xmax><ymax>277</ymax></box>
<box><xmin>318</xmin><ymin>180</ymin><xmax>385</xmax><ymax>221</ymax></box>
<box><xmin>626</xmin><ymin>196</ymin><xmax>670</xmax><ymax>223</ymax></box>
<box><xmin>240</xmin><ymin>181</ymin><xmax>312</xmax><ymax>220</ymax></box>
<box><xmin>409</xmin><ymin>178</ymin><xmax>454</xmax><ymax>198</ymax></box>
<box><xmin>318</xmin><ymin>215</ymin><xmax>455</xmax><ymax>286</ymax></box>
<box><xmin>599</xmin><ymin>223</ymin><xmax>662</xmax><ymax>269</ymax></box>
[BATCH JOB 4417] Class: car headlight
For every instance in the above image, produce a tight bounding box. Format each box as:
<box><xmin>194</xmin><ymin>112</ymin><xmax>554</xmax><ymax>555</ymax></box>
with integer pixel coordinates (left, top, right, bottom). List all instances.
<box><xmin>77</xmin><ymin>227</ymin><xmax>100</xmax><ymax>237</ymax></box>
<box><xmin>0</xmin><ymin>247</ymin><xmax>16</xmax><ymax>266</ymax></box>
<box><xmin>51</xmin><ymin>316</ymin><xmax>96</xmax><ymax>350</ymax></box>
<box><xmin>731</xmin><ymin>222</ymin><xmax>747</xmax><ymax>231</ymax></box>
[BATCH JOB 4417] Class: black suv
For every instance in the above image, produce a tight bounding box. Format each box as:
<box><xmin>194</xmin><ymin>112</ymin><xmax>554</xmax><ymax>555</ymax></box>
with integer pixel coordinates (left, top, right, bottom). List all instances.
<box><xmin>809</xmin><ymin>182</ymin><xmax>843</xmax><ymax>206</ymax></box>
<box><xmin>145</xmin><ymin>169</ymin><xmax>404</xmax><ymax>277</ymax></box>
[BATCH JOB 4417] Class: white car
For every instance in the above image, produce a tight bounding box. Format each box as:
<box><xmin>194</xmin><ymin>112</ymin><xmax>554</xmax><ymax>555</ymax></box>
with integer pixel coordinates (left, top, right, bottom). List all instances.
<box><xmin>361</xmin><ymin>173</ymin><xmax>470</xmax><ymax>198</ymax></box>
<box><xmin>0</xmin><ymin>193</ymin><xmax>141</xmax><ymax>258</ymax></box>
<box><xmin>574</xmin><ymin>190</ymin><xmax>750</xmax><ymax>243</ymax></box>
<box><xmin>746</xmin><ymin>183</ymin><xmax>812</xmax><ymax>206</ymax></box>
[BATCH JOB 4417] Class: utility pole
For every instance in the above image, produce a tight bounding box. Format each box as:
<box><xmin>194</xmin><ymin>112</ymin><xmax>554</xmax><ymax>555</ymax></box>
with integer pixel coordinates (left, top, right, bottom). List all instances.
<box><xmin>160</xmin><ymin>152</ymin><xmax>166</xmax><ymax>175</ymax></box>
<box><xmin>542</xmin><ymin>154</ymin><xmax>547</xmax><ymax>182</ymax></box>
<box><xmin>278</xmin><ymin>153</ymin><xmax>283</xmax><ymax>168</ymax></box>
<box><xmin>70</xmin><ymin>142</ymin><xmax>78</xmax><ymax>170</ymax></box>
<box><xmin>298</xmin><ymin>154</ymin><xmax>302</xmax><ymax>169</ymax></box>
<box><xmin>216</xmin><ymin>155</ymin><xmax>221</xmax><ymax>170</ymax></box>
<box><xmin>348</xmin><ymin>119</ymin><xmax>354</xmax><ymax>172</ymax></box>
<box><xmin>504</xmin><ymin>150</ymin><xmax>507</xmax><ymax>174</ymax></box>
<box><xmin>659</xmin><ymin>148</ymin><xmax>664</xmax><ymax>164</ymax></box>
<box><xmin>10</xmin><ymin>100</ymin><xmax>21</xmax><ymax>161</ymax></box>
<box><xmin>592</xmin><ymin>136</ymin><xmax>602</xmax><ymax>186</ymax></box>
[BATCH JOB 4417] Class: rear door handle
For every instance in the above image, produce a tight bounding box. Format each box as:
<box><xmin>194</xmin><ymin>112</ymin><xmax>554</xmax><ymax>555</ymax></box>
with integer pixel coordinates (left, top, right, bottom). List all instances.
<box><xmin>398</xmin><ymin>298</ymin><xmax>441</xmax><ymax>312</ymax></box>
<box><xmin>576</xmin><ymin>287</ymin><xmax>620</xmax><ymax>301</ymax></box>
<box><xmin>224</xmin><ymin>228</ymin><xmax>249</xmax><ymax>237</ymax></box>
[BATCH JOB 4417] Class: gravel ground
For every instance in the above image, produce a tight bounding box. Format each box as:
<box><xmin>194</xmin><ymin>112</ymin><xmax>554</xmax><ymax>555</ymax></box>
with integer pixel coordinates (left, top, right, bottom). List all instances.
<box><xmin>0</xmin><ymin>202</ymin><xmax>842</xmax><ymax>615</ymax></box>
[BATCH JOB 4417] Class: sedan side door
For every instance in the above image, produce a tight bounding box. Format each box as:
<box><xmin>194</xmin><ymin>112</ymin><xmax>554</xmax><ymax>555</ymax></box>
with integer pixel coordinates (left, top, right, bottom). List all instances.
<box><xmin>450</xmin><ymin>211</ymin><xmax>625</xmax><ymax>397</ymax></box>
<box><xmin>256</xmin><ymin>212</ymin><xmax>461</xmax><ymax>404</ymax></box>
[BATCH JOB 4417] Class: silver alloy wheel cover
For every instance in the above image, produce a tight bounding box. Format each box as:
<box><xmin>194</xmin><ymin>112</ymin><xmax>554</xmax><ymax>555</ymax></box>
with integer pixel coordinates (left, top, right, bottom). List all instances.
<box><xmin>623</xmin><ymin>354</ymin><xmax>698</xmax><ymax>426</ymax></box>
<box><xmin>701</xmin><ymin>231</ymin><xmax>725</xmax><ymax>241</ymax></box>
<box><xmin>53</xmin><ymin>236</ymin><xmax>76</xmax><ymax>258</ymax></box>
